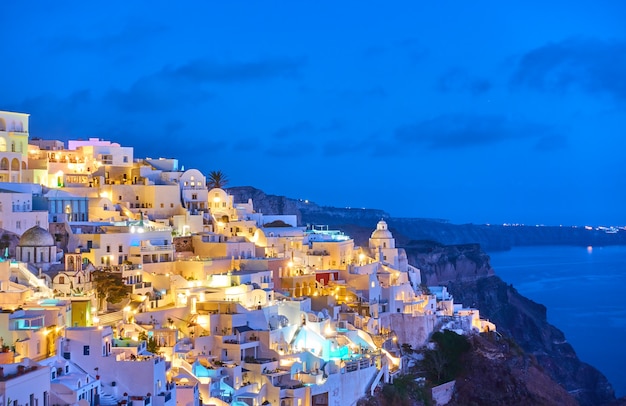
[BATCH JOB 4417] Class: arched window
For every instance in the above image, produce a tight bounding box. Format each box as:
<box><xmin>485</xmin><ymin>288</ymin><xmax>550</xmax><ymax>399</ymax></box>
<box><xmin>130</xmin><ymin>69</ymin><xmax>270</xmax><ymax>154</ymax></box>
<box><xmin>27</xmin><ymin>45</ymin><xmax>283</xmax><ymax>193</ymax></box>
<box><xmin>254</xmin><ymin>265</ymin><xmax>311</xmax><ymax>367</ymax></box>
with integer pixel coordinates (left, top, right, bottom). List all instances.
<box><xmin>0</xmin><ymin>118</ymin><xmax>6</xmax><ymax>131</ymax></box>
<box><xmin>11</xmin><ymin>158</ymin><xmax>20</xmax><ymax>171</ymax></box>
<box><xmin>0</xmin><ymin>137</ymin><xmax>6</xmax><ymax>152</ymax></box>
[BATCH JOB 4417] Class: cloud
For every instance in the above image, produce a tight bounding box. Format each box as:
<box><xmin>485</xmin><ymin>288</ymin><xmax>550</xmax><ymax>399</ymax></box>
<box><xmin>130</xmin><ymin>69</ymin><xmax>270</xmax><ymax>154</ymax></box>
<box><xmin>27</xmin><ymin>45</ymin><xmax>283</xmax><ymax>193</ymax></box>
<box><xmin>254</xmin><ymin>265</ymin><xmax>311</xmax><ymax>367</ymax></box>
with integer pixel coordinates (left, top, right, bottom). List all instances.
<box><xmin>533</xmin><ymin>135</ymin><xmax>568</xmax><ymax>152</ymax></box>
<box><xmin>395</xmin><ymin>113</ymin><xmax>556</xmax><ymax>150</ymax></box>
<box><xmin>437</xmin><ymin>68</ymin><xmax>491</xmax><ymax>95</ymax></box>
<box><xmin>12</xmin><ymin>90</ymin><xmax>98</xmax><ymax>139</ymax></box>
<box><xmin>273</xmin><ymin>121</ymin><xmax>315</xmax><ymax>139</ymax></box>
<box><xmin>511</xmin><ymin>38</ymin><xmax>626</xmax><ymax>101</ymax></box>
<box><xmin>233</xmin><ymin>137</ymin><xmax>262</xmax><ymax>152</ymax></box>
<box><xmin>322</xmin><ymin>133</ymin><xmax>382</xmax><ymax>157</ymax></box>
<box><xmin>172</xmin><ymin>57</ymin><xmax>306</xmax><ymax>83</ymax></box>
<box><xmin>106</xmin><ymin>73</ymin><xmax>213</xmax><ymax>113</ymax></box>
<box><xmin>272</xmin><ymin>118</ymin><xmax>343</xmax><ymax>140</ymax></box>
<box><xmin>106</xmin><ymin>56</ymin><xmax>305</xmax><ymax>113</ymax></box>
<box><xmin>51</xmin><ymin>22</ymin><xmax>169</xmax><ymax>54</ymax></box>
<box><xmin>265</xmin><ymin>140</ymin><xmax>317</xmax><ymax>158</ymax></box>
<box><xmin>339</xmin><ymin>87</ymin><xmax>387</xmax><ymax>103</ymax></box>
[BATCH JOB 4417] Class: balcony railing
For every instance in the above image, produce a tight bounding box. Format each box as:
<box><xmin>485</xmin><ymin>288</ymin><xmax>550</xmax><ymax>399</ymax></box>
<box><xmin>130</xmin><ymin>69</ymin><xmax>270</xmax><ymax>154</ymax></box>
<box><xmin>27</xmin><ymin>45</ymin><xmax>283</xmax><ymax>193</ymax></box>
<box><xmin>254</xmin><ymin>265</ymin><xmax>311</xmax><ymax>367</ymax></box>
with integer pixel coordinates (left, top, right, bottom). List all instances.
<box><xmin>140</xmin><ymin>245</ymin><xmax>173</xmax><ymax>252</ymax></box>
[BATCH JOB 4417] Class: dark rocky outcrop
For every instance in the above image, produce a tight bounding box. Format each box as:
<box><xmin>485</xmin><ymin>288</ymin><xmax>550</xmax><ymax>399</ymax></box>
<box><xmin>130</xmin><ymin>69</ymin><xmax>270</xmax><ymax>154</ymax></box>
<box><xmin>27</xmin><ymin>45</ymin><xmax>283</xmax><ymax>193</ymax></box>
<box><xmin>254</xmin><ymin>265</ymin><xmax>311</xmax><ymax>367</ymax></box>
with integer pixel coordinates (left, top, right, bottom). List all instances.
<box><xmin>409</xmin><ymin>242</ymin><xmax>617</xmax><ymax>406</ymax></box>
<box><xmin>450</xmin><ymin>334</ymin><xmax>579</xmax><ymax>406</ymax></box>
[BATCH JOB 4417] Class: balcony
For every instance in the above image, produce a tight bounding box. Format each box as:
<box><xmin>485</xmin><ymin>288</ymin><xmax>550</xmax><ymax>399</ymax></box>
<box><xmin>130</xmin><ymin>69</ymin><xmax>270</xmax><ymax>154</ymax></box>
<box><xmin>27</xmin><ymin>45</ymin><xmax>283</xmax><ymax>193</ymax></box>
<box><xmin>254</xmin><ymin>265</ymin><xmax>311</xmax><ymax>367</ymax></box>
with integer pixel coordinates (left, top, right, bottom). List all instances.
<box><xmin>139</xmin><ymin>245</ymin><xmax>173</xmax><ymax>252</ymax></box>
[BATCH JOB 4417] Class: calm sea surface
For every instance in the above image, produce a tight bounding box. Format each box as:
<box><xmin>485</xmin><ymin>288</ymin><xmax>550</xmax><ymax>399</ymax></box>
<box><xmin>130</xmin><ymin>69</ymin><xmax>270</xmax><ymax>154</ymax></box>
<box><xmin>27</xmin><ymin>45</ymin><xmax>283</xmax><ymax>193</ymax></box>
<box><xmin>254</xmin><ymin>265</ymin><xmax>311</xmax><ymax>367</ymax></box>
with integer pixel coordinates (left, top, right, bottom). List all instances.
<box><xmin>488</xmin><ymin>245</ymin><xmax>626</xmax><ymax>398</ymax></box>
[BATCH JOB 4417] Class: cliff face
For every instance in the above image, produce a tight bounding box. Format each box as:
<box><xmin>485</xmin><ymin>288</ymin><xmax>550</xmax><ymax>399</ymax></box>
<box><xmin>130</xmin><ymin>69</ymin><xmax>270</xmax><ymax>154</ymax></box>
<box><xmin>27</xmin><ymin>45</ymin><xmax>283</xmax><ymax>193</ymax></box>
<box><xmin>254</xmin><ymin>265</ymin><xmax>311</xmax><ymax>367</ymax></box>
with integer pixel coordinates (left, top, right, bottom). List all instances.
<box><xmin>450</xmin><ymin>334</ymin><xmax>579</xmax><ymax>406</ymax></box>
<box><xmin>409</xmin><ymin>242</ymin><xmax>616</xmax><ymax>406</ymax></box>
<box><xmin>403</xmin><ymin>241</ymin><xmax>494</xmax><ymax>285</ymax></box>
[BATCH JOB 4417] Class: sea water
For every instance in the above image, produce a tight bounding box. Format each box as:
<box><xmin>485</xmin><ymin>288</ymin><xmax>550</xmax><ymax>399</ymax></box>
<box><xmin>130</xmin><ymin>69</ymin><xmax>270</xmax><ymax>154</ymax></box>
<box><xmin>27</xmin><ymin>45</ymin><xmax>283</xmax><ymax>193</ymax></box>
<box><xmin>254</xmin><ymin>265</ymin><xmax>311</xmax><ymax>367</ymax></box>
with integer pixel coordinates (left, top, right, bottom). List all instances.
<box><xmin>488</xmin><ymin>245</ymin><xmax>626</xmax><ymax>398</ymax></box>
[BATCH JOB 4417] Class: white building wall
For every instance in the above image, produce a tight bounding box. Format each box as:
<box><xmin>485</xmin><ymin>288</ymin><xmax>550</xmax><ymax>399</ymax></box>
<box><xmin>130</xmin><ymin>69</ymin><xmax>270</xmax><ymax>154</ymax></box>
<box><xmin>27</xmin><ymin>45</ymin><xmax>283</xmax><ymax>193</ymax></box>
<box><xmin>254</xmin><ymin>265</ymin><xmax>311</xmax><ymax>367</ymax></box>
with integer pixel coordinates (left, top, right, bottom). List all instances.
<box><xmin>0</xmin><ymin>362</ymin><xmax>50</xmax><ymax>406</ymax></box>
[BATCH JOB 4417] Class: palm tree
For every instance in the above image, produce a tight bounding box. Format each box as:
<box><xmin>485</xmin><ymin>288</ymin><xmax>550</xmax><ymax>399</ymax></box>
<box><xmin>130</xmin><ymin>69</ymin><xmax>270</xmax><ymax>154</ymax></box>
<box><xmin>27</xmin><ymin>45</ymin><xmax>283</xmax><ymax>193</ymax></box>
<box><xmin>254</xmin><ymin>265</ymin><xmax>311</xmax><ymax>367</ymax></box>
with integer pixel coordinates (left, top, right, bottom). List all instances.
<box><xmin>206</xmin><ymin>170</ymin><xmax>229</xmax><ymax>189</ymax></box>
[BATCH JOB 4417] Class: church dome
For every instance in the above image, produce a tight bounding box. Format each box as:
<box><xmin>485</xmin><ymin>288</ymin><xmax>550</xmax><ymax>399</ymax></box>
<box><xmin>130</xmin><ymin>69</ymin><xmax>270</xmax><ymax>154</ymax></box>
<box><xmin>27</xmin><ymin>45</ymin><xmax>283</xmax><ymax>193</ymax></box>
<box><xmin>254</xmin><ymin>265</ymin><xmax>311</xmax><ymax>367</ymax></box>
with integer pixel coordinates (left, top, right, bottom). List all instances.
<box><xmin>370</xmin><ymin>220</ymin><xmax>393</xmax><ymax>239</ymax></box>
<box><xmin>19</xmin><ymin>226</ymin><xmax>55</xmax><ymax>247</ymax></box>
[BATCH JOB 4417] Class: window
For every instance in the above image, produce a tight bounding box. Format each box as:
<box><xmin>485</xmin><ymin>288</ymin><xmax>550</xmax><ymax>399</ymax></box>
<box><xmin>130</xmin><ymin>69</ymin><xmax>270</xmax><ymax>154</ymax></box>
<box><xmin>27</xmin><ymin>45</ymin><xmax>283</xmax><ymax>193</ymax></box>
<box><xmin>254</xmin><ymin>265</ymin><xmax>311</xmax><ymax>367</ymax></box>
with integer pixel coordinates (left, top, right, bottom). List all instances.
<box><xmin>136</xmin><ymin>196</ymin><xmax>139</xmax><ymax>201</ymax></box>
<box><xmin>118</xmin><ymin>195</ymin><xmax>122</xmax><ymax>201</ymax></box>
<box><xmin>59</xmin><ymin>276</ymin><xmax>65</xmax><ymax>284</ymax></box>
<box><xmin>170</xmin><ymin>203</ymin><xmax>174</xmax><ymax>208</ymax></box>
<box><xmin>123</xmin><ymin>156</ymin><xmax>128</xmax><ymax>163</ymax></box>
<box><xmin>83</xmin><ymin>345</ymin><xmax>90</xmax><ymax>355</ymax></box>
<box><xmin>222</xmin><ymin>202</ymin><xmax>226</xmax><ymax>207</ymax></box>
<box><xmin>106</xmin><ymin>246</ymin><xmax>111</xmax><ymax>253</ymax></box>
<box><xmin>119</xmin><ymin>245</ymin><xmax>123</xmax><ymax>253</ymax></box>
<box><xmin>192</xmin><ymin>194</ymin><xmax>197</xmax><ymax>200</ymax></box>
<box><xmin>16</xmin><ymin>221</ymin><xmax>21</xmax><ymax>230</ymax></box>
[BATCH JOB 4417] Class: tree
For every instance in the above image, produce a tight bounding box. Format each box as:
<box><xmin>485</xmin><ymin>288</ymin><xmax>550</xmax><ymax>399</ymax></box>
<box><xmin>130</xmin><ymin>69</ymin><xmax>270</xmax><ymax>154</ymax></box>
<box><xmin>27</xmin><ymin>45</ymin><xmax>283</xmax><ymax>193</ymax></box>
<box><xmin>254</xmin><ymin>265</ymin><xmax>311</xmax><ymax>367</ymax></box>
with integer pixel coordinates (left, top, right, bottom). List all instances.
<box><xmin>206</xmin><ymin>170</ymin><xmax>228</xmax><ymax>189</ymax></box>
<box><xmin>147</xmin><ymin>336</ymin><xmax>160</xmax><ymax>354</ymax></box>
<box><xmin>0</xmin><ymin>233</ymin><xmax>11</xmax><ymax>257</ymax></box>
<box><xmin>92</xmin><ymin>270</ymin><xmax>130</xmax><ymax>309</ymax></box>
<box><xmin>422</xmin><ymin>329</ymin><xmax>471</xmax><ymax>384</ymax></box>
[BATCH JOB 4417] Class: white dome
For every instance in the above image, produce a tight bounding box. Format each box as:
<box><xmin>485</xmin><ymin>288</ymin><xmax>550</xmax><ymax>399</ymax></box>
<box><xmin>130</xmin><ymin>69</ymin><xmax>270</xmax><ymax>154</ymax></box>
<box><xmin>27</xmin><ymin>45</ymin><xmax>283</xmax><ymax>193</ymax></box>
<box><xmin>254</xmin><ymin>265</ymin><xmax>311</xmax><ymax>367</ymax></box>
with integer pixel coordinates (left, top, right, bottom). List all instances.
<box><xmin>370</xmin><ymin>220</ymin><xmax>393</xmax><ymax>239</ymax></box>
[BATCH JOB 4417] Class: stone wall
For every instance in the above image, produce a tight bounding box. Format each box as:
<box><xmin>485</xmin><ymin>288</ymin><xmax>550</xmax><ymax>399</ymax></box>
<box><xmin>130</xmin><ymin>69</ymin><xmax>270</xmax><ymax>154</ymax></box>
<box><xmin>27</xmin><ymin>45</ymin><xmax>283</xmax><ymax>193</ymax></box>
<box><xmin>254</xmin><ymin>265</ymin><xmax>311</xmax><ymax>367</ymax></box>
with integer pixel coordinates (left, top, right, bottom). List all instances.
<box><xmin>173</xmin><ymin>236</ymin><xmax>193</xmax><ymax>252</ymax></box>
<box><xmin>384</xmin><ymin>313</ymin><xmax>436</xmax><ymax>349</ymax></box>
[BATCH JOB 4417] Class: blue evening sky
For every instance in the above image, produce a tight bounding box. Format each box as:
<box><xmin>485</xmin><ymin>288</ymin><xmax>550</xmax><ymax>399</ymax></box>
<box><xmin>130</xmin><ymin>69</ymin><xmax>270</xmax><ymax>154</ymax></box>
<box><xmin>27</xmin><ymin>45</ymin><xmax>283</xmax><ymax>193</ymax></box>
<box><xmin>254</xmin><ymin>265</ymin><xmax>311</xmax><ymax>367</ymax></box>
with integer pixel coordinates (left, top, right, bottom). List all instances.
<box><xmin>2</xmin><ymin>1</ymin><xmax>625</xmax><ymax>226</ymax></box>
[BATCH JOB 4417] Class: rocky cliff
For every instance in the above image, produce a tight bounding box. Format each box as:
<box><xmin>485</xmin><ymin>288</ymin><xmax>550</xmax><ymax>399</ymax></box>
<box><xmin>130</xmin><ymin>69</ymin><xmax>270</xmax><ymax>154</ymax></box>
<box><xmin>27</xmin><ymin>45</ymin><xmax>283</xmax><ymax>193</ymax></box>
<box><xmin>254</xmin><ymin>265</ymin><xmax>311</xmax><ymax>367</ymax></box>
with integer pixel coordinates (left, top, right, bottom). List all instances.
<box><xmin>408</xmin><ymin>241</ymin><xmax>617</xmax><ymax>406</ymax></box>
<box><xmin>450</xmin><ymin>333</ymin><xmax>579</xmax><ymax>406</ymax></box>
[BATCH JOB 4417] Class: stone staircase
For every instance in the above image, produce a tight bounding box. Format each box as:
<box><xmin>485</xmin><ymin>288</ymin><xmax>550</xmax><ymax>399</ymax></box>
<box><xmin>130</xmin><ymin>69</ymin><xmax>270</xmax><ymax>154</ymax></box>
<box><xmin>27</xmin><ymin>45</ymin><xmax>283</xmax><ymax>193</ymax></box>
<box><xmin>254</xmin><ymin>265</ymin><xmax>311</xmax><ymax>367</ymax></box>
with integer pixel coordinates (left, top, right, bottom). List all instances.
<box><xmin>98</xmin><ymin>393</ymin><xmax>120</xmax><ymax>406</ymax></box>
